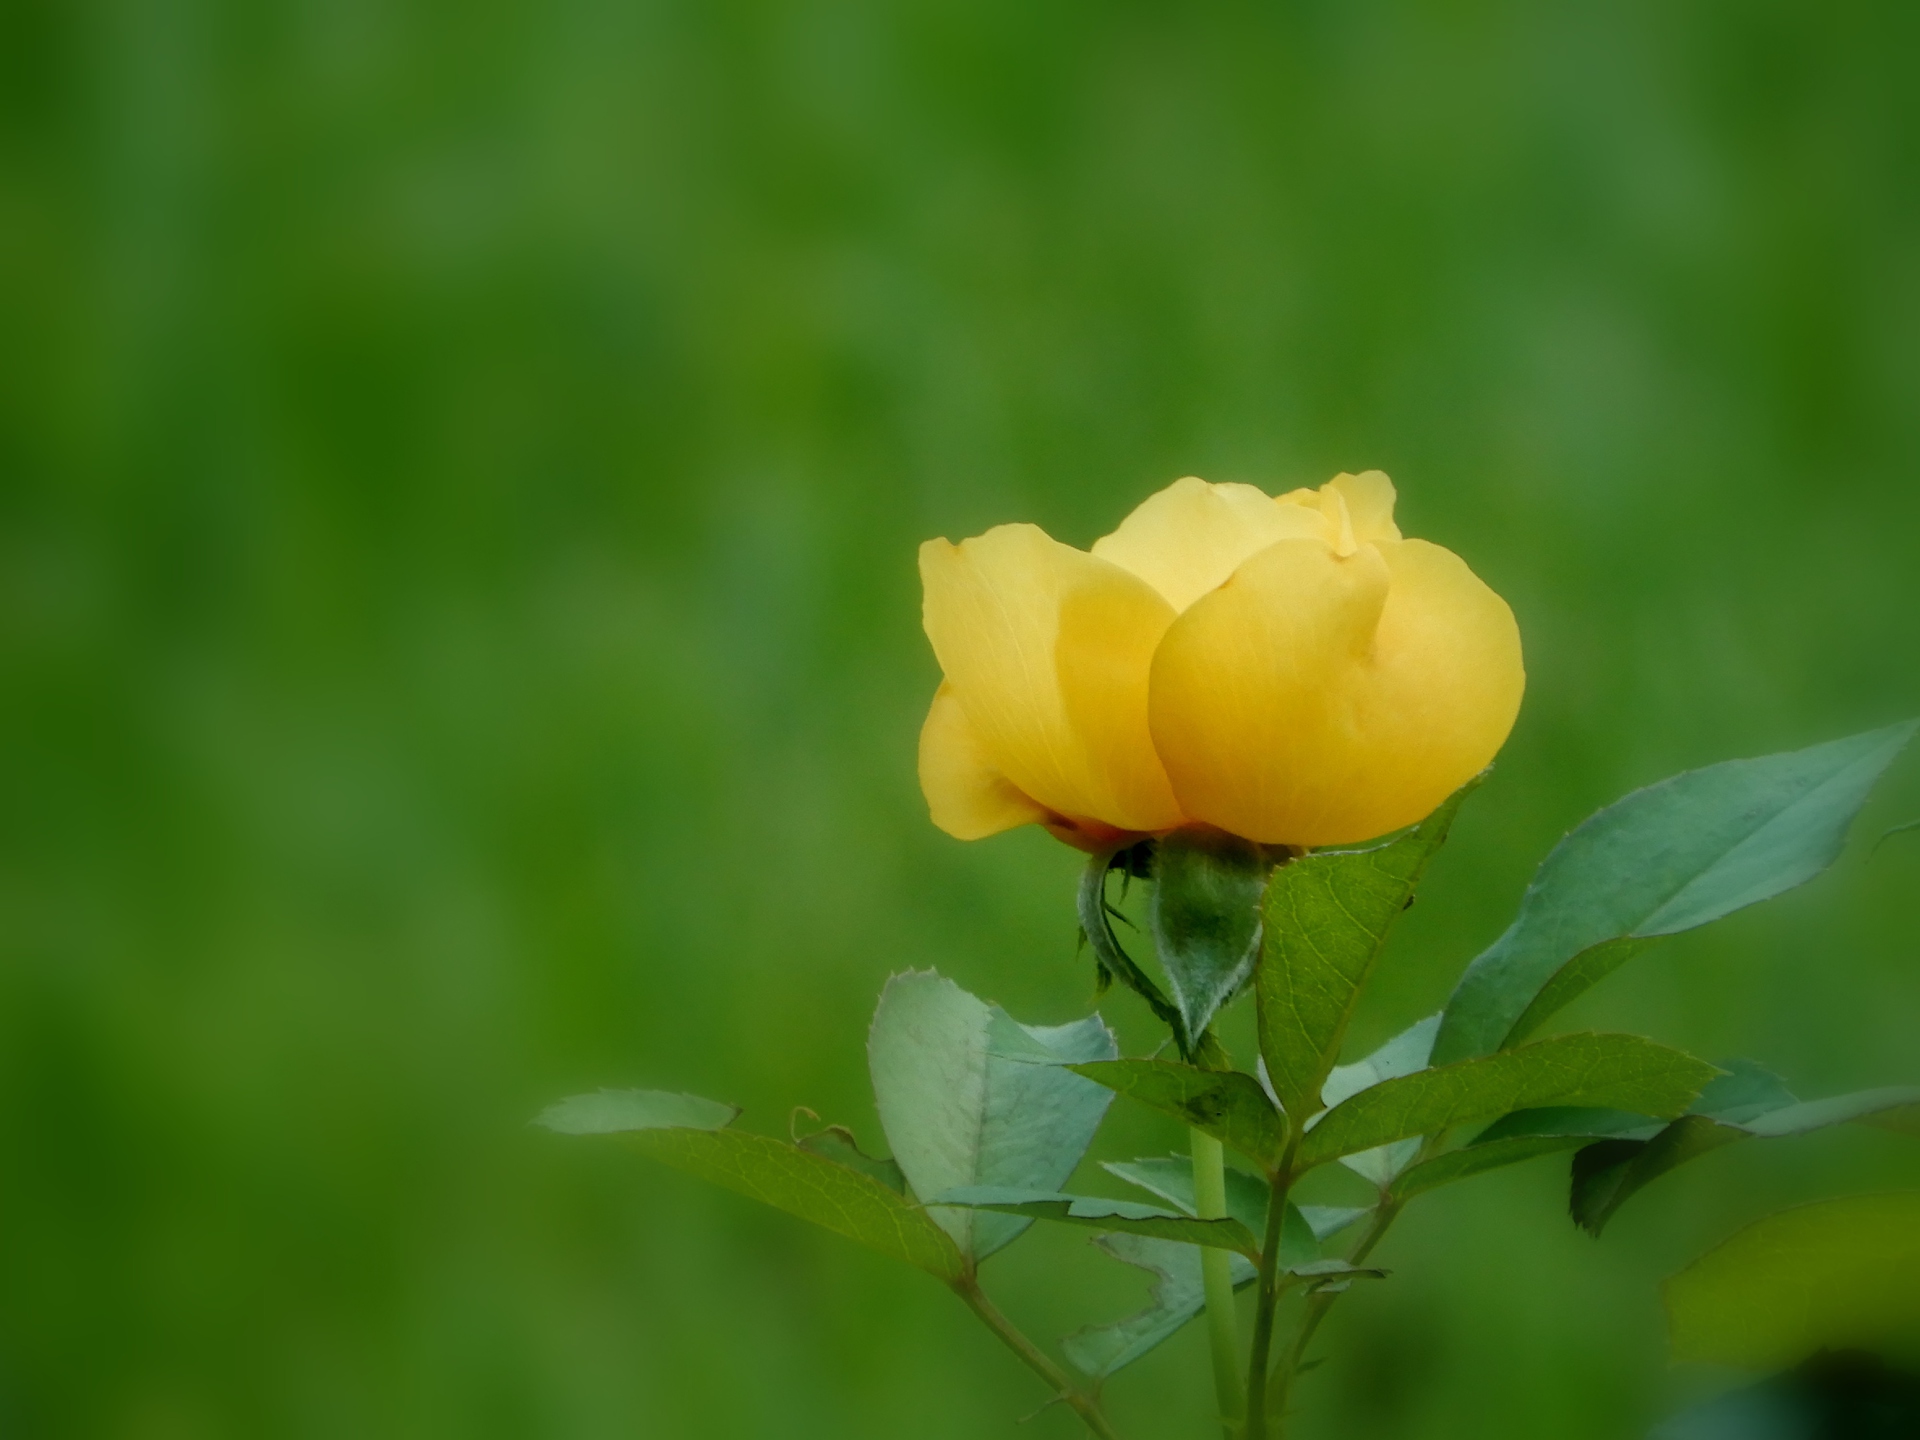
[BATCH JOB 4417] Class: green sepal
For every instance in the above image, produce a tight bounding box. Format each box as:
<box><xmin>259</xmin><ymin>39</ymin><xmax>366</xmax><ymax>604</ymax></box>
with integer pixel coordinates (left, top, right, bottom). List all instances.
<box><xmin>1151</xmin><ymin>828</ymin><xmax>1272</xmax><ymax>1054</ymax></box>
<box><xmin>1078</xmin><ymin>849</ymin><xmax>1184</xmax><ymax>1039</ymax></box>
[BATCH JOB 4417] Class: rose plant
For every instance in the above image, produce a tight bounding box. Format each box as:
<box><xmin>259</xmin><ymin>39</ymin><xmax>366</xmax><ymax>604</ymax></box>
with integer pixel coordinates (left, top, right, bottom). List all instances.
<box><xmin>541</xmin><ymin>476</ymin><xmax>1920</xmax><ymax>1439</ymax></box>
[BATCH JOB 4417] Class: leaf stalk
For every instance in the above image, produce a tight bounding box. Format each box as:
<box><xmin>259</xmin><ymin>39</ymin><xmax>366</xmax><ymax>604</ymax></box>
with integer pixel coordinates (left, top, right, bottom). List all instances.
<box><xmin>1265</xmin><ymin>1199</ymin><xmax>1404</xmax><ymax>1433</ymax></box>
<box><xmin>952</xmin><ymin>1274</ymin><xmax>1127</xmax><ymax>1440</ymax></box>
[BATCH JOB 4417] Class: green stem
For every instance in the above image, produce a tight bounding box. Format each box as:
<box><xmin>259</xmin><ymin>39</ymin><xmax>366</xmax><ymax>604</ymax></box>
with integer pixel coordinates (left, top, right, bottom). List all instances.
<box><xmin>1265</xmin><ymin>1200</ymin><xmax>1403</xmax><ymax>1434</ymax></box>
<box><xmin>953</xmin><ymin>1275</ymin><xmax>1126</xmax><ymax>1440</ymax></box>
<box><xmin>1191</xmin><ymin>1127</ymin><xmax>1244</xmax><ymax>1436</ymax></box>
<box><xmin>1241</xmin><ymin>1142</ymin><xmax>1299</xmax><ymax>1440</ymax></box>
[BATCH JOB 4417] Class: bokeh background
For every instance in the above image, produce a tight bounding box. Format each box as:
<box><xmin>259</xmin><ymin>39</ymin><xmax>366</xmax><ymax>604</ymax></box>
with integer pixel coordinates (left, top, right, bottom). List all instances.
<box><xmin>5</xmin><ymin>1</ymin><xmax>1920</xmax><ymax>1436</ymax></box>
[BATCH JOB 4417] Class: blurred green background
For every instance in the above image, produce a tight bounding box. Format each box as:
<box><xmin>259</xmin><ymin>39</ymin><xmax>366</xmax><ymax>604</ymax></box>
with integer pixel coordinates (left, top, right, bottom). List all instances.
<box><xmin>4</xmin><ymin>0</ymin><xmax>1920</xmax><ymax>1436</ymax></box>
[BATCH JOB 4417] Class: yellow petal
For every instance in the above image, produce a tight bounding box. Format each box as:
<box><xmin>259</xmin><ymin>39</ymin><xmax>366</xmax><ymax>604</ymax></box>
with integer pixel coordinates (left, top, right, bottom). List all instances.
<box><xmin>1092</xmin><ymin>476</ymin><xmax>1320</xmax><ymax>613</ymax></box>
<box><xmin>1148</xmin><ymin>537</ymin><xmax>1522</xmax><ymax>845</ymax></box>
<box><xmin>920</xmin><ymin>525</ymin><xmax>1185</xmax><ymax>833</ymax></box>
<box><xmin>1347</xmin><ymin>538</ymin><xmax>1523</xmax><ymax>830</ymax></box>
<box><xmin>1148</xmin><ymin>538</ymin><xmax>1390</xmax><ymax>844</ymax></box>
<box><xmin>1315</xmin><ymin>486</ymin><xmax>1359</xmax><ymax>556</ymax></box>
<box><xmin>918</xmin><ymin>683</ymin><xmax>1050</xmax><ymax>840</ymax></box>
<box><xmin>1325</xmin><ymin>471</ymin><xmax>1401</xmax><ymax>544</ymax></box>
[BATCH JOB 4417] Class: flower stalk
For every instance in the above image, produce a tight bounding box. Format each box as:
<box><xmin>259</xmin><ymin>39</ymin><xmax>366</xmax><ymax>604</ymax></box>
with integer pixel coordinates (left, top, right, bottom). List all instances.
<box><xmin>1190</xmin><ymin>1127</ymin><xmax>1245</xmax><ymax>1436</ymax></box>
<box><xmin>1241</xmin><ymin>1136</ymin><xmax>1301</xmax><ymax>1439</ymax></box>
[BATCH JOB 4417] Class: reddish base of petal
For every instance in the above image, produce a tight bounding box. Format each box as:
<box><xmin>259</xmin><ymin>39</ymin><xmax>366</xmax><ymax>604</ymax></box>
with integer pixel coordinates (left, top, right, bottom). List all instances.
<box><xmin>1041</xmin><ymin>814</ymin><xmax>1146</xmax><ymax>854</ymax></box>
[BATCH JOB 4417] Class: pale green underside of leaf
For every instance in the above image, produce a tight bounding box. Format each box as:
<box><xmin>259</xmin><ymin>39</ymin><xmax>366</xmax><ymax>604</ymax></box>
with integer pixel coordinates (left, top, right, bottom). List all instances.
<box><xmin>540</xmin><ymin>1088</ymin><xmax>739</xmax><ymax>1133</ymax></box>
<box><xmin>537</xmin><ymin>1088</ymin><xmax>964</xmax><ymax>1280</ymax></box>
<box><xmin>931</xmin><ymin>1186</ymin><xmax>1261</xmax><ymax>1258</ymax></box>
<box><xmin>1298</xmin><ymin>1205</ymin><xmax>1373</xmax><ymax>1243</ymax></box>
<box><xmin>1573</xmin><ymin>1082</ymin><xmax>1920</xmax><ymax>1235</ymax></box>
<box><xmin>796</xmin><ymin>1124</ymin><xmax>907</xmax><ymax>1193</ymax></box>
<box><xmin>1739</xmin><ymin>1087</ymin><xmax>1920</xmax><ymax>1138</ymax></box>
<box><xmin>1665</xmin><ymin>1193</ymin><xmax>1920</xmax><ymax>1368</ymax></box>
<box><xmin>1392</xmin><ymin>1093</ymin><xmax>1712</xmax><ymax>1202</ymax></box>
<box><xmin>1062</xmin><ymin>1198</ymin><xmax>1374</xmax><ymax>1377</ymax></box>
<box><xmin>1436</xmin><ymin>723</ymin><xmax>1916</xmax><ymax>1065</ymax></box>
<box><xmin>1102</xmin><ymin>1157</ymin><xmax>1274</xmax><ymax>1240</ymax></box>
<box><xmin>1064</xmin><ymin>1234</ymin><xmax>1259</xmax><ymax>1378</ymax></box>
<box><xmin>1070</xmin><ymin>1058</ymin><xmax>1287</xmax><ymax>1169</ymax></box>
<box><xmin>1101</xmin><ymin>1156</ymin><xmax>1344</xmax><ymax>1266</ymax></box>
<box><xmin>1379</xmin><ymin>1061</ymin><xmax>1920</xmax><ymax>1230</ymax></box>
<box><xmin>1321</xmin><ymin>1015</ymin><xmax>1440</xmax><ymax>1185</ymax></box>
<box><xmin>869</xmin><ymin>970</ymin><xmax>1117</xmax><ymax>1260</ymax></box>
<box><xmin>1297</xmin><ymin>1032</ymin><xmax>1719</xmax><ymax>1170</ymax></box>
<box><xmin>1390</xmin><ymin>1135</ymin><xmax>1590</xmax><ymax>1202</ymax></box>
<box><xmin>1258</xmin><ymin>780</ymin><xmax>1478</xmax><ymax>1122</ymax></box>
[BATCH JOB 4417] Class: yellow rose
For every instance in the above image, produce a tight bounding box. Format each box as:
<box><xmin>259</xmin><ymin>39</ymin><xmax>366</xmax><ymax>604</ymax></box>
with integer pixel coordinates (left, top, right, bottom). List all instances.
<box><xmin>917</xmin><ymin>473</ymin><xmax>1524</xmax><ymax>849</ymax></box>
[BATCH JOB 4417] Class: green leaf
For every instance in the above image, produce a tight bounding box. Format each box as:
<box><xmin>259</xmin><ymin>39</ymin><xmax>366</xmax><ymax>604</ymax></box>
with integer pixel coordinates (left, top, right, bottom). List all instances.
<box><xmin>1574</xmin><ymin>1121</ymin><xmax>1743</xmax><ymax>1237</ymax></box>
<box><xmin>1152</xmin><ymin>829</ymin><xmax>1271</xmax><ymax>1051</ymax></box>
<box><xmin>1650</xmin><ymin>1356</ymin><xmax>1920</xmax><ymax>1440</ymax></box>
<box><xmin>1287</xmin><ymin>1258</ymin><xmax>1389</xmax><ymax>1289</ymax></box>
<box><xmin>795</xmin><ymin>1123</ymin><xmax>907</xmax><ymax>1194</ymax></box>
<box><xmin>1322</xmin><ymin>1015</ymin><xmax>1443</xmax><ymax>1109</ymax></box>
<box><xmin>1320</xmin><ymin>1015</ymin><xmax>1440</xmax><ymax>1185</ymax></box>
<box><xmin>1063</xmin><ymin>1234</ymin><xmax>1257</xmax><ymax>1378</ymax></box>
<box><xmin>1391</xmin><ymin>1135</ymin><xmax>1591</xmax><ymax>1202</ymax></box>
<box><xmin>867</xmin><ymin>971</ymin><xmax>1118</xmax><ymax>1261</ymax></box>
<box><xmin>1875</xmin><ymin>817</ymin><xmax>1920</xmax><ymax>855</ymax></box>
<box><xmin>1472</xmin><ymin>1106</ymin><xmax>1666</xmax><ymax>1143</ymax></box>
<box><xmin>1258</xmin><ymin>780</ymin><xmax>1478</xmax><ymax>1121</ymax></box>
<box><xmin>1297</xmin><ymin>1032</ymin><xmax>1719</xmax><ymax>1170</ymax></box>
<box><xmin>1573</xmin><ymin>1080</ymin><xmax>1920</xmax><ymax>1236</ymax></box>
<box><xmin>931</xmin><ymin>1186</ymin><xmax>1262</xmax><ymax>1258</ymax></box>
<box><xmin>1052</xmin><ymin>1205</ymin><xmax>1382</xmax><ymax>1390</ymax></box>
<box><xmin>1682</xmin><ymin>1057</ymin><xmax>1802</xmax><ymax>1123</ymax></box>
<box><xmin>536</xmin><ymin>1089</ymin><xmax>964</xmax><ymax>1279</ymax></box>
<box><xmin>1666</xmin><ymin>1193</ymin><xmax>1920</xmax><ymax>1368</ymax></box>
<box><xmin>1741</xmin><ymin>1087</ymin><xmax>1920</xmax><ymax>1139</ymax></box>
<box><xmin>540</xmin><ymin>1088</ymin><xmax>740</xmax><ymax>1134</ymax></box>
<box><xmin>1070</xmin><ymin>1058</ymin><xmax>1288</xmax><ymax>1169</ymax></box>
<box><xmin>1390</xmin><ymin>1100</ymin><xmax>1672</xmax><ymax>1202</ymax></box>
<box><xmin>1298</xmin><ymin>1205</ymin><xmax>1373</xmax><ymax>1243</ymax></box>
<box><xmin>1103</xmin><ymin>1157</ymin><xmax>1268</xmax><ymax>1232</ymax></box>
<box><xmin>1434</xmin><ymin>723</ymin><xmax>1917</xmax><ymax>1065</ymax></box>
<box><xmin>1102</xmin><ymin>1156</ymin><xmax>1317</xmax><ymax>1265</ymax></box>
